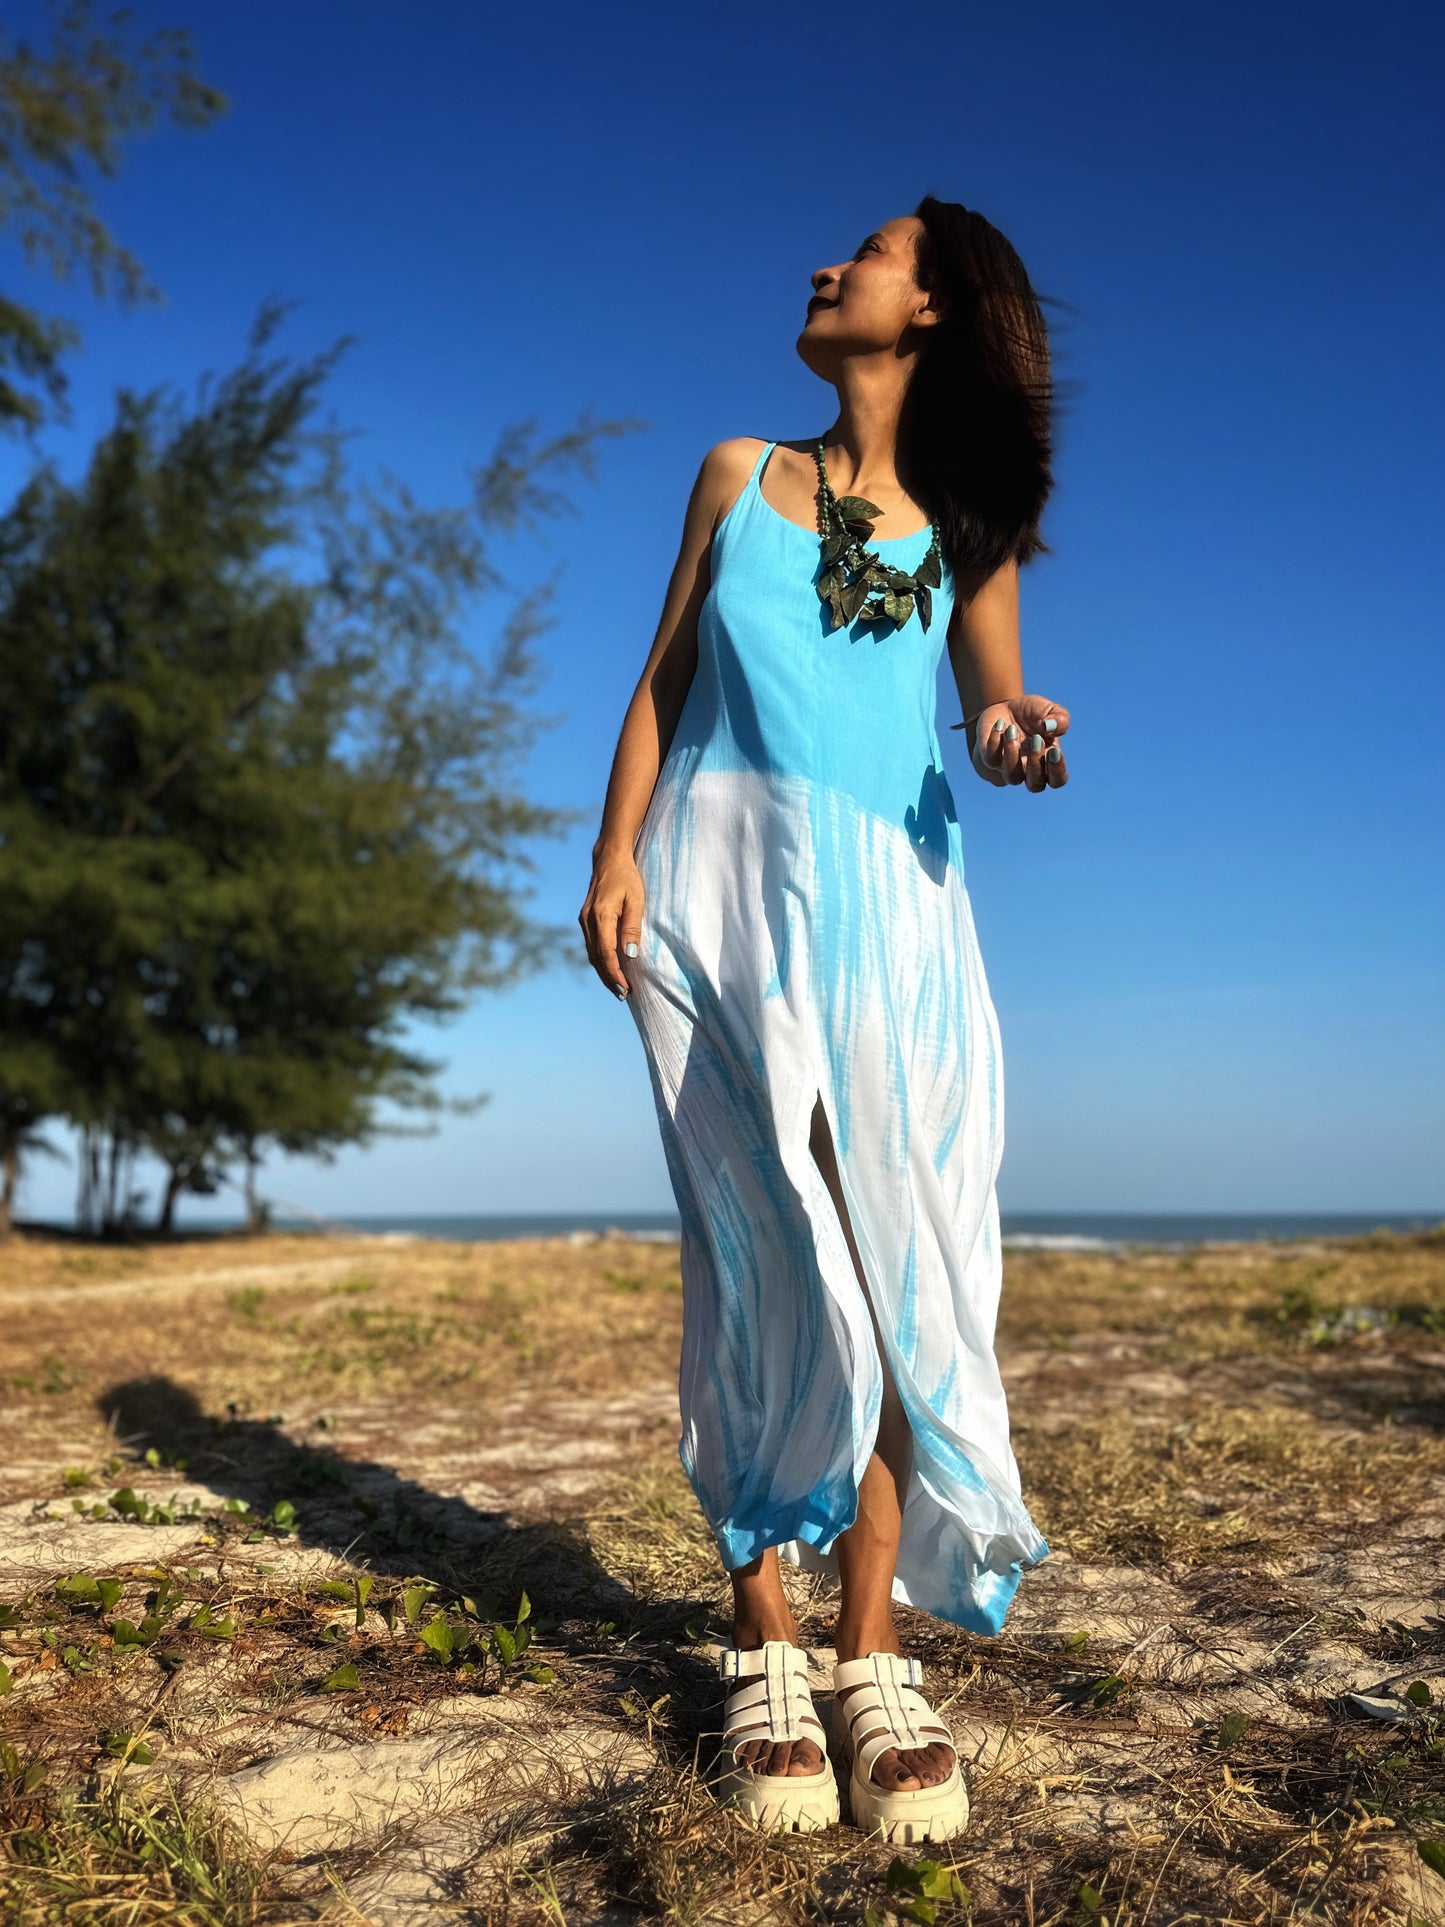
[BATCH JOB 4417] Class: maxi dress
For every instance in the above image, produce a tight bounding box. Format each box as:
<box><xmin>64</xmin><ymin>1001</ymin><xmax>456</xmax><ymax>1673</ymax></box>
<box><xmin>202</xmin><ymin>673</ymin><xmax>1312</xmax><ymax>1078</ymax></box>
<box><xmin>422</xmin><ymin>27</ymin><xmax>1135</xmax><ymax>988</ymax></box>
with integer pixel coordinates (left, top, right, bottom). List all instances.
<box><xmin>620</xmin><ymin>440</ymin><xmax>1050</xmax><ymax>1634</ymax></box>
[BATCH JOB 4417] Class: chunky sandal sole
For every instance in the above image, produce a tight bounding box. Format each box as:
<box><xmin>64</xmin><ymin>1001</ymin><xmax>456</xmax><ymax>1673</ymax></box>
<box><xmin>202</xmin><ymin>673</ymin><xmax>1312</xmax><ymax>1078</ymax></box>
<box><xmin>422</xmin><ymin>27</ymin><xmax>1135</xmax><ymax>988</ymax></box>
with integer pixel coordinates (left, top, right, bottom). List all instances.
<box><xmin>829</xmin><ymin>1656</ymin><xmax>970</xmax><ymax>1844</ymax></box>
<box><xmin>712</xmin><ymin>1640</ymin><xmax>840</xmax><ymax>1833</ymax></box>
<box><xmin>714</xmin><ymin>1760</ymin><xmax>841</xmax><ymax>1833</ymax></box>
<box><xmin>829</xmin><ymin>1698</ymin><xmax>968</xmax><ymax>1841</ymax></box>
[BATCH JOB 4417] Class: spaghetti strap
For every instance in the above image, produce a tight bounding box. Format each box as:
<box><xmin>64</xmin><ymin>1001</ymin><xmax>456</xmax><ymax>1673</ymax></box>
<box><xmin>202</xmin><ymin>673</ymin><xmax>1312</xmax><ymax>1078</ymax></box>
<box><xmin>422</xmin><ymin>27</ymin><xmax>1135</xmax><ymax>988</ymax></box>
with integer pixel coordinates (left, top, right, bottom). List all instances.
<box><xmin>713</xmin><ymin>440</ymin><xmax>777</xmax><ymax>545</ymax></box>
<box><xmin>740</xmin><ymin>438</ymin><xmax>777</xmax><ymax>513</ymax></box>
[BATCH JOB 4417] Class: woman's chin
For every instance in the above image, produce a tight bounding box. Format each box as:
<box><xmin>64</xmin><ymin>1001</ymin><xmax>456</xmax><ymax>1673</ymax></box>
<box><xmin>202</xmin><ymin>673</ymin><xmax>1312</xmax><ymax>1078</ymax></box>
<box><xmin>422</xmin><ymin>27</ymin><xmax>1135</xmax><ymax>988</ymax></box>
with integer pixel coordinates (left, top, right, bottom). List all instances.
<box><xmin>794</xmin><ymin>333</ymin><xmax>836</xmax><ymax>377</ymax></box>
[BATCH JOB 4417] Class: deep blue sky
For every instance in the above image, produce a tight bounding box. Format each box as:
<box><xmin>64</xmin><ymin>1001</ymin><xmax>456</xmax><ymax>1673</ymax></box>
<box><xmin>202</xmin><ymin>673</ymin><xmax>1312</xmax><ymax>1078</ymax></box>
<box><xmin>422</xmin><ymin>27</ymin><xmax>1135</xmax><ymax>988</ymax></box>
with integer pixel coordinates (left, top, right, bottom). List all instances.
<box><xmin>6</xmin><ymin>1</ymin><xmax>1443</xmax><ymax>1222</ymax></box>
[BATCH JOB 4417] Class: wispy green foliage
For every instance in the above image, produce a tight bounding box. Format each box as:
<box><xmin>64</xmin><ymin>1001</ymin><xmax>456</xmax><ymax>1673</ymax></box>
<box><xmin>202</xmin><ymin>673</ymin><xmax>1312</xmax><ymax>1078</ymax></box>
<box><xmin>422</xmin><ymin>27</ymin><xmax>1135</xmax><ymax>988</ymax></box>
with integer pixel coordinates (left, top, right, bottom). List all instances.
<box><xmin>0</xmin><ymin>298</ymin><xmax>634</xmax><ymax>1230</ymax></box>
<box><xmin>0</xmin><ymin>0</ymin><xmax>227</xmax><ymax>436</ymax></box>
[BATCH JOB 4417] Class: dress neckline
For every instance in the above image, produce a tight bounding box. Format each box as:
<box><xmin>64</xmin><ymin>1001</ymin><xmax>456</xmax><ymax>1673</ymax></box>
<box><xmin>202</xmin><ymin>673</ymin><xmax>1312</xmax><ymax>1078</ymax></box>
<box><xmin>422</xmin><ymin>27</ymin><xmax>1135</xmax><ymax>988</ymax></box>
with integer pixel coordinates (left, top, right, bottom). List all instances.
<box><xmin>753</xmin><ymin>441</ymin><xmax>934</xmax><ymax>548</ymax></box>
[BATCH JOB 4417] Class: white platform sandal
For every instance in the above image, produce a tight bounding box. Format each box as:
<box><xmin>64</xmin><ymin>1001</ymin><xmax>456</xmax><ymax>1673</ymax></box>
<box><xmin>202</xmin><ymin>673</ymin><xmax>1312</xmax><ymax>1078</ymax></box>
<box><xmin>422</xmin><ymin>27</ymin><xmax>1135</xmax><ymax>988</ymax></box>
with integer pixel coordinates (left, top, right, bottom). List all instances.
<box><xmin>712</xmin><ymin>1640</ymin><xmax>841</xmax><ymax>1832</ymax></box>
<box><xmin>830</xmin><ymin>1651</ymin><xmax>969</xmax><ymax>1843</ymax></box>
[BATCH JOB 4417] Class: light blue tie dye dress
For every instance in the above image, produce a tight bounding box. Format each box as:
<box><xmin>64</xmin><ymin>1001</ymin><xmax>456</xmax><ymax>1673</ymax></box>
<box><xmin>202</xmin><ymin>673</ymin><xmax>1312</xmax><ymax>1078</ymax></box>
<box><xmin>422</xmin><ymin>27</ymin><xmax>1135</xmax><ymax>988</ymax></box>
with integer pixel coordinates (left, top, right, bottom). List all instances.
<box><xmin>621</xmin><ymin>439</ymin><xmax>1050</xmax><ymax>1635</ymax></box>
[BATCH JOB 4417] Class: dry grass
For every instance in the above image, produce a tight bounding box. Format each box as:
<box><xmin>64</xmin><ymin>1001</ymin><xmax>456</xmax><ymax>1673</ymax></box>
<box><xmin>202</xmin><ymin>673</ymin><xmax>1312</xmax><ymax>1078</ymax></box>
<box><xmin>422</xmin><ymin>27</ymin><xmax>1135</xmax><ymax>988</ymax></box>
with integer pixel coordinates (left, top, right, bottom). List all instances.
<box><xmin>995</xmin><ymin>1231</ymin><xmax>1445</xmax><ymax>1354</ymax></box>
<box><xmin>0</xmin><ymin>1775</ymin><xmax>292</xmax><ymax>1926</ymax></box>
<box><xmin>1020</xmin><ymin>1399</ymin><xmax>1445</xmax><ymax>1566</ymax></box>
<box><xmin>1</xmin><ymin>1228</ymin><xmax>686</xmax><ymax>1426</ymax></box>
<box><xmin>2</xmin><ymin>1223</ymin><xmax>1443</xmax><ymax>1924</ymax></box>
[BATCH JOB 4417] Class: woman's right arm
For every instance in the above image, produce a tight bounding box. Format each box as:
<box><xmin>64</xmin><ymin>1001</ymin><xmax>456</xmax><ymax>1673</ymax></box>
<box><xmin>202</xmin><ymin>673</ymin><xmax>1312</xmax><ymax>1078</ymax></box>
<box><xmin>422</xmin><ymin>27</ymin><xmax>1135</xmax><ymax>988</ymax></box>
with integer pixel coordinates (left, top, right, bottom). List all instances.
<box><xmin>580</xmin><ymin>439</ymin><xmax>760</xmax><ymax>999</ymax></box>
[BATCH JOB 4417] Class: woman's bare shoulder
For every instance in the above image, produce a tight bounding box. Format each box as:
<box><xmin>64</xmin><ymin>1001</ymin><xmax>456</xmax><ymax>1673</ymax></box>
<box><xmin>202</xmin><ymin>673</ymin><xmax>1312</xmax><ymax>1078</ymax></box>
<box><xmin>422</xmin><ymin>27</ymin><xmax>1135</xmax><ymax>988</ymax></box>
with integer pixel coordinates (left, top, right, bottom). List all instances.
<box><xmin>688</xmin><ymin>437</ymin><xmax>769</xmax><ymax>529</ymax></box>
<box><xmin>698</xmin><ymin>436</ymin><xmax>768</xmax><ymax>487</ymax></box>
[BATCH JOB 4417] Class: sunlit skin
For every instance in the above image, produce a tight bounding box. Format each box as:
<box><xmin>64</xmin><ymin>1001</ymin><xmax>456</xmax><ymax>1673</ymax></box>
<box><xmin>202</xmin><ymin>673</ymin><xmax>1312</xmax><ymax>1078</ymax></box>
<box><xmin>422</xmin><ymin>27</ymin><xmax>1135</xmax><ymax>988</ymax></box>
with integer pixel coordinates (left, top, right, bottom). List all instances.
<box><xmin>582</xmin><ymin>213</ymin><xmax>1071</xmax><ymax>1792</ymax></box>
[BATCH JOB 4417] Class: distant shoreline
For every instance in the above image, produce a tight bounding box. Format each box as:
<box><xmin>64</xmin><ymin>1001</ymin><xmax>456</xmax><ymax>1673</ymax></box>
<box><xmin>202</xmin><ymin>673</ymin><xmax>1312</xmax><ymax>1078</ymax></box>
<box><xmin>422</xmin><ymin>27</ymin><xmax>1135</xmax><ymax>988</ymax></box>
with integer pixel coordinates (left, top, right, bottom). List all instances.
<box><xmin>68</xmin><ymin>1206</ymin><xmax>1442</xmax><ymax>1255</ymax></box>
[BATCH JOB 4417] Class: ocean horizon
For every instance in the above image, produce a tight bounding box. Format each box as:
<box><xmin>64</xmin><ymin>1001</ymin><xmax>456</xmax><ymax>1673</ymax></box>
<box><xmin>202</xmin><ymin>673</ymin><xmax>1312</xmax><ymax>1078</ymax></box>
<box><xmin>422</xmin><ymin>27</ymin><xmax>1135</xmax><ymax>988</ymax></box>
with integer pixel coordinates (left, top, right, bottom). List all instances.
<box><xmin>241</xmin><ymin>1208</ymin><xmax>1445</xmax><ymax>1253</ymax></box>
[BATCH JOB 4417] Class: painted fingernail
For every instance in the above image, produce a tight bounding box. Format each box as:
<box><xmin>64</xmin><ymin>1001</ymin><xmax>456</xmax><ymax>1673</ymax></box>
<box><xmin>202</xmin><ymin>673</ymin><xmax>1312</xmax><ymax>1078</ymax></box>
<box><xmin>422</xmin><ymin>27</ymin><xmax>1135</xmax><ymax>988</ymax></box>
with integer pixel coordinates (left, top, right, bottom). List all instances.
<box><xmin>625</xmin><ymin>942</ymin><xmax>638</xmax><ymax>957</ymax></box>
<box><xmin>1046</xmin><ymin>744</ymin><xmax>1062</xmax><ymax>763</ymax></box>
<box><xmin>615</xmin><ymin>986</ymin><xmax>628</xmax><ymax>999</ymax></box>
<box><xmin>1029</xmin><ymin>734</ymin><xmax>1043</xmax><ymax>752</ymax></box>
<box><xmin>1006</xmin><ymin>725</ymin><xmax>1019</xmax><ymax>741</ymax></box>
<box><xmin>1044</xmin><ymin>717</ymin><xmax>1058</xmax><ymax>733</ymax></box>
<box><xmin>992</xmin><ymin>718</ymin><xmax>1006</xmax><ymax>733</ymax></box>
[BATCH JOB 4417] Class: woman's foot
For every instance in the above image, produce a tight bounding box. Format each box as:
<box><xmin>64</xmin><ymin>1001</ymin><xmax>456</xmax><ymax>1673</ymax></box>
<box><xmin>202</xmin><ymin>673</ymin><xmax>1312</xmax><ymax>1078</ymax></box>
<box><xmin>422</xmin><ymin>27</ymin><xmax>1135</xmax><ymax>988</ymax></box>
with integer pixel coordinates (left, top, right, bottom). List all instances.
<box><xmin>715</xmin><ymin>1639</ymin><xmax>839</xmax><ymax>1832</ymax></box>
<box><xmin>729</xmin><ymin>1614</ymin><xmax>827</xmax><ymax>1777</ymax></box>
<box><xmin>833</xmin><ymin>1629</ymin><xmax>955</xmax><ymax>1791</ymax></box>
<box><xmin>728</xmin><ymin>1549</ymin><xmax>826</xmax><ymax>1778</ymax></box>
<box><xmin>831</xmin><ymin>1646</ymin><xmax>968</xmax><ymax>1844</ymax></box>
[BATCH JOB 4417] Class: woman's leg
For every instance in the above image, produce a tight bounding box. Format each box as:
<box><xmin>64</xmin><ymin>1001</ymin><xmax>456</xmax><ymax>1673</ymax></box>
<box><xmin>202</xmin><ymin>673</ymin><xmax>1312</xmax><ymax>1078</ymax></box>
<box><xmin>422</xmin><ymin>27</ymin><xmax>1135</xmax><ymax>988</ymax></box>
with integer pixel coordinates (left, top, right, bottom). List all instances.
<box><xmin>726</xmin><ymin>1547</ymin><xmax>823</xmax><ymax>1776</ymax></box>
<box><xmin>722</xmin><ymin>1095</ymin><xmax>955</xmax><ymax>1787</ymax></box>
<box><xmin>808</xmin><ymin>1097</ymin><xmax>956</xmax><ymax>1793</ymax></box>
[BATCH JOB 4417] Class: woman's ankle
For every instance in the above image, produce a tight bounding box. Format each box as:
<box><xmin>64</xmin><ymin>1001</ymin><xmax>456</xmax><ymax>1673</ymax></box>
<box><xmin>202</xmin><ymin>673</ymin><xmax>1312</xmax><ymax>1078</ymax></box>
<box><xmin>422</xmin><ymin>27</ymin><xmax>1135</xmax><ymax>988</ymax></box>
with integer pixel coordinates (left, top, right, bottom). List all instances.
<box><xmin>833</xmin><ymin>1620</ymin><xmax>901</xmax><ymax>1665</ymax></box>
<box><xmin>730</xmin><ymin>1614</ymin><xmax>799</xmax><ymax>1650</ymax></box>
<box><xmin>727</xmin><ymin>1548</ymin><xmax>801</xmax><ymax>1652</ymax></box>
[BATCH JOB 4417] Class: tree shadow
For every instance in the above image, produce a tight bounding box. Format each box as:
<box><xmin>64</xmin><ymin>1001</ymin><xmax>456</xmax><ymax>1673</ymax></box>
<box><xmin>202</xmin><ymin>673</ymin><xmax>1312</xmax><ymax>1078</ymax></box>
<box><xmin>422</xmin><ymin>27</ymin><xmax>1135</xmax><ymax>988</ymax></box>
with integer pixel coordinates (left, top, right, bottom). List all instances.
<box><xmin>1325</xmin><ymin>1364</ymin><xmax>1445</xmax><ymax>1434</ymax></box>
<box><xmin>1264</xmin><ymin>1347</ymin><xmax>1445</xmax><ymax>1436</ymax></box>
<box><xmin>95</xmin><ymin>1373</ymin><xmax>733</xmax><ymax>1766</ymax></box>
<box><xmin>95</xmin><ymin>1374</ymin><xmax>635</xmax><ymax>1622</ymax></box>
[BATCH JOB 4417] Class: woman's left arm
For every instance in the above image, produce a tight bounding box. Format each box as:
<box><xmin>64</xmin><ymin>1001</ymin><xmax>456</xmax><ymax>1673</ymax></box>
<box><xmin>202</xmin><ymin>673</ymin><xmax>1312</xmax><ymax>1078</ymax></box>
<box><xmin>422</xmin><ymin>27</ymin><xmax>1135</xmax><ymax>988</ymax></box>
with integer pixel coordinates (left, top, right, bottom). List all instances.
<box><xmin>944</xmin><ymin>557</ymin><xmax>1069</xmax><ymax>793</ymax></box>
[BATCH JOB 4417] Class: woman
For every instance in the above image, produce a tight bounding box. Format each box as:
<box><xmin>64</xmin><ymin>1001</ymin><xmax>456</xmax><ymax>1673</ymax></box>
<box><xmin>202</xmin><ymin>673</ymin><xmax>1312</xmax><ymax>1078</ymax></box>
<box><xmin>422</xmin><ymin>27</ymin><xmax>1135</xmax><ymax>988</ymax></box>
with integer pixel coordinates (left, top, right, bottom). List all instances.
<box><xmin>580</xmin><ymin>196</ymin><xmax>1069</xmax><ymax>1844</ymax></box>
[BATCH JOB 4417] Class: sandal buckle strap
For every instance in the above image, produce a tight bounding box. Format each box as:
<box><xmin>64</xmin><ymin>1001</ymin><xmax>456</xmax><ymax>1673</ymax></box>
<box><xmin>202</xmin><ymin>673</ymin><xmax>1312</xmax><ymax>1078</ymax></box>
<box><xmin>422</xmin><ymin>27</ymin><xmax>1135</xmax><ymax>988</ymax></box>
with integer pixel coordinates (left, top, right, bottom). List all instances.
<box><xmin>718</xmin><ymin>1641</ymin><xmax>821</xmax><ymax>1754</ymax></box>
<box><xmin>718</xmin><ymin>1638</ymin><xmax>813</xmax><ymax>1681</ymax></box>
<box><xmin>833</xmin><ymin>1652</ymin><xmax>924</xmax><ymax>1691</ymax></box>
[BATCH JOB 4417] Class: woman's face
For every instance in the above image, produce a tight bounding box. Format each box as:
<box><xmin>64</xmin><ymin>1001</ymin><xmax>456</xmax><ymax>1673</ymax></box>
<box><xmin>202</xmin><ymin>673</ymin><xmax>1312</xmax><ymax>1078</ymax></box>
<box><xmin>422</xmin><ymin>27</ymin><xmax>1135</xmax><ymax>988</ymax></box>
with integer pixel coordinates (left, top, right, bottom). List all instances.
<box><xmin>796</xmin><ymin>215</ymin><xmax>938</xmax><ymax>374</ymax></box>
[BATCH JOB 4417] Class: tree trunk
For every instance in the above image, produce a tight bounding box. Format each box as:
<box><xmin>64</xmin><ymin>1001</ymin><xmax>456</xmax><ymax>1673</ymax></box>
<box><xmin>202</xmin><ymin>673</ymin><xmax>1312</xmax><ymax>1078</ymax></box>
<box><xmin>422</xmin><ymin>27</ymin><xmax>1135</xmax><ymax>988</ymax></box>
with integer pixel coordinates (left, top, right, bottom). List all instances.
<box><xmin>104</xmin><ymin>1130</ymin><xmax>121</xmax><ymax>1234</ymax></box>
<box><xmin>0</xmin><ymin>1137</ymin><xmax>15</xmax><ymax>1240</ymax></box>
<box><xmin>244</xmin><ymin>1155</ymin><xmax>262</xmax><ymax>1233</ymax></box>
<box><xmin>157</xmin><ymin>1166</ymin><xmax>184</xmax><ymax>1235</ymax></box>
<box><xmin>77</xmin><ymin>1126</ymin><xmax>102</xmax><ymax>1236</ymax></box>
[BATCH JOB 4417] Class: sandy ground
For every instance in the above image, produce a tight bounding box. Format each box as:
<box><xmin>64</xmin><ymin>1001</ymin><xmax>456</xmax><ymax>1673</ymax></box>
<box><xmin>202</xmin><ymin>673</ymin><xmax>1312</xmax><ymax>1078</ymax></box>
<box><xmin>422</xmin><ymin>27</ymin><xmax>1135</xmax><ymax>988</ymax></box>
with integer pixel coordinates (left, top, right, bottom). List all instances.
<box><xmin>0</xmin><ymin>1225</ymin><xmax>1443</xmax><ymax>1925</ymax></box>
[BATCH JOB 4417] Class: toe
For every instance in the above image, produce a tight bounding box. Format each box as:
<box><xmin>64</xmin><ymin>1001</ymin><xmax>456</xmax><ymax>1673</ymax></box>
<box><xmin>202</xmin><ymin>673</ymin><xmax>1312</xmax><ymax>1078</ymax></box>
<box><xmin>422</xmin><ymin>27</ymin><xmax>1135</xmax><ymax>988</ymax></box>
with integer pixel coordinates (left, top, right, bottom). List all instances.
<box><xmin>789</xmin><ymin>1739</ymin><xmax>823</xmax><ymax>1776</ymax></box>
<box><xmin>874</xmin><ymin>1747</ymin><xmax>922</xmax><ymax>1792</ymax></box>
<box><xmin>767</xmin><ymin>1742</ymin><xmax>793</xmax><ymax>1776</ymax></box>
<box><xmin>898</xmin><ymin>1746</ymin><xmax>929</xmax><ymax>1786</ymax></box>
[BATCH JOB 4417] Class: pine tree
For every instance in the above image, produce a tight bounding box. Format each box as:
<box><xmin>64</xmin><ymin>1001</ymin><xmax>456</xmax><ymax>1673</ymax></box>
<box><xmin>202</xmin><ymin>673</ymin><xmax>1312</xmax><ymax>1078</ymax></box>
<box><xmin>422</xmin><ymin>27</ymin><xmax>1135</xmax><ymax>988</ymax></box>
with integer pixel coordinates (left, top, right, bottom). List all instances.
<box><xmin>0</xmin><ymin>298</ymin><xmax>632</xmax><ymax>1232</ymax></box>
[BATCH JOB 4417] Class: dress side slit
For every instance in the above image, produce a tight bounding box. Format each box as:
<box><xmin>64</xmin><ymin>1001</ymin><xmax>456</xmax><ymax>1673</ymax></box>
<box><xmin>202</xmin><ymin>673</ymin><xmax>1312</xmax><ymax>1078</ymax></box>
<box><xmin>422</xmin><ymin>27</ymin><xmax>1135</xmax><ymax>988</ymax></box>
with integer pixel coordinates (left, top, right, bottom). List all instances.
<box><xmin>807</xmin><ymin>1089</ymin><xmax>916</xmax><ymax>1505</ymax></box>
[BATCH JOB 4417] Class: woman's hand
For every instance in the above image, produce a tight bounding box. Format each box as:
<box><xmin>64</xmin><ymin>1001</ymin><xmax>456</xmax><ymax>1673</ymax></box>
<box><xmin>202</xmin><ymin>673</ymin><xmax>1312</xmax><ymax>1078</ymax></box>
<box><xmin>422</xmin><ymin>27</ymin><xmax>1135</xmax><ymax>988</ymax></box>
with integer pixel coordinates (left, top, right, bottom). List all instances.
<box><xmin>580</xmin><ymin>846</ymin><xmax>645</xmax><ymax>1000</ymax></box>
<box><xmin>955</xmin><ymin>694</ymin><xmax>1070</xmax><ymax>792</ymax></box>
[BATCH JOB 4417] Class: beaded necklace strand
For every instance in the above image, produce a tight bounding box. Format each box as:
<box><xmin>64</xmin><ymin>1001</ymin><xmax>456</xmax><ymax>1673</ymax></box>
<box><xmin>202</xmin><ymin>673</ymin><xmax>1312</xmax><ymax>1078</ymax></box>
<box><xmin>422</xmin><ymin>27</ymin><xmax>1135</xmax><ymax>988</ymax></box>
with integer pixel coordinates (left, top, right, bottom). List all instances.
<box><xmin>812</xmin><ymin>438</ymin><xmax>943</xmax><ymax>633</ymax></box>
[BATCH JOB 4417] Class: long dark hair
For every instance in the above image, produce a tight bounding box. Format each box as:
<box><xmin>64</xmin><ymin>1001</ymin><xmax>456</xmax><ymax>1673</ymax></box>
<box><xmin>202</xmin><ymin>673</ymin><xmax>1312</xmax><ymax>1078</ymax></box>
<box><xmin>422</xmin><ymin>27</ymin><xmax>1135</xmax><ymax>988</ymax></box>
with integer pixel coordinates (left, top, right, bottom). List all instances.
<box><xmin>901</xmin><ymin>195</ymin><xmax>1055</xmax><ymax>581</ymax></box>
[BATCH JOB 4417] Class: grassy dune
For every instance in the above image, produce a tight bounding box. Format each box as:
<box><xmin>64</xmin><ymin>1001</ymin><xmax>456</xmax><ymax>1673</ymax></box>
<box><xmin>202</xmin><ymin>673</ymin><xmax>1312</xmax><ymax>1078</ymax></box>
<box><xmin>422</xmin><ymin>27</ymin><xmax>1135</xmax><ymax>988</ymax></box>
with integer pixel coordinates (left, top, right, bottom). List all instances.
<box><xmin>1</xmin><ymin>1225</ymin><xmax>1442</xmax><ymax>1923</ymax></box>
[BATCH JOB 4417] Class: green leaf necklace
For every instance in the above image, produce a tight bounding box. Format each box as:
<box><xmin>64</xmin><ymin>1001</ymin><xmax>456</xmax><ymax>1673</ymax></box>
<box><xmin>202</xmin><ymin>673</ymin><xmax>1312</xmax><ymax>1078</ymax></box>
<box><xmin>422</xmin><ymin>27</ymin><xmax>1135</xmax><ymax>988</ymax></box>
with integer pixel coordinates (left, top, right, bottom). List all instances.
<box><xmin>812</xmin><ymin>438</ymin><xmax>943</xmax><ymax>633</ymax></box>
